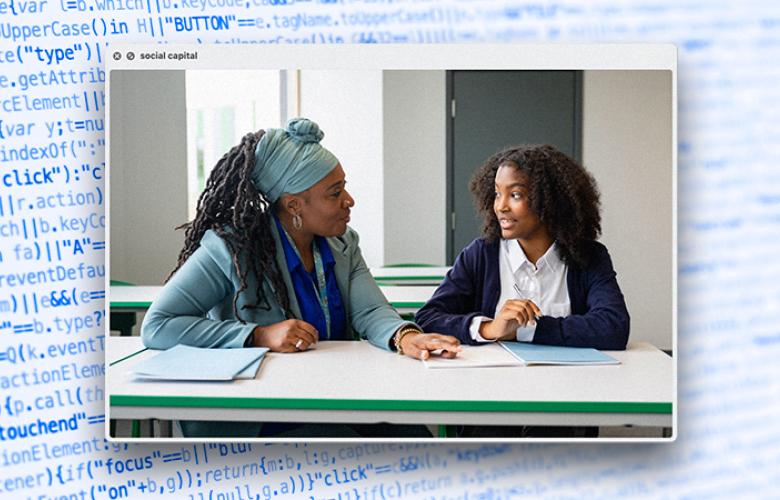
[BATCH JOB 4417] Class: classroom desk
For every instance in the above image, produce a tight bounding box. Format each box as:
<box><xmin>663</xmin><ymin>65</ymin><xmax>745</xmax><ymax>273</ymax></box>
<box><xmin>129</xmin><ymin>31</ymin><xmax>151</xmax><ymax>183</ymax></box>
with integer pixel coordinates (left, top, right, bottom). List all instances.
<box><xmin>108</xmin><ymin>338</ymin><xmax>673</xmax><ymax>429</ymax></box>
<box><xmin>369</xmin><ymin>266</ymin><xmax>450</xmax><ymax>285</ymax></box>
<box><xmin>109</xmin><ymin>285</ymin><xmax>438</xmax><ymax>315</ymax></box>
<box><xmin>108</xmin><ymin>338</ymin><xmax>149</xmax><ymax>365</ymax></box>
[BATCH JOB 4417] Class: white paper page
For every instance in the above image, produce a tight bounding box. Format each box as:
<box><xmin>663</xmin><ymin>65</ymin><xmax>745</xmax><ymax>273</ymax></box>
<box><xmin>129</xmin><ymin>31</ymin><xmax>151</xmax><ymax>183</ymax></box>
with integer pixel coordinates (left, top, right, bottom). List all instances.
<box><xmin>423</xmin><ymin>344</ymin><xmax>524</xmax><ymax>368</ymax></box>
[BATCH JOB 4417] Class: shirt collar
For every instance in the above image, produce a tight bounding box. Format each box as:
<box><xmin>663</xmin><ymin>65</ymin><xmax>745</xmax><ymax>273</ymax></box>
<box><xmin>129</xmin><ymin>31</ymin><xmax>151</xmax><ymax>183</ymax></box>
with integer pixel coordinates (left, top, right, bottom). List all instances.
<box><xmin>502</xmin><ymin>239</ymin><xmax>564</xmax><ymax>273</ymax></box>
<box><xmin>274</xmin><ymin>215</ymin><xmax>335</xmax><ymax>274</ymax></box>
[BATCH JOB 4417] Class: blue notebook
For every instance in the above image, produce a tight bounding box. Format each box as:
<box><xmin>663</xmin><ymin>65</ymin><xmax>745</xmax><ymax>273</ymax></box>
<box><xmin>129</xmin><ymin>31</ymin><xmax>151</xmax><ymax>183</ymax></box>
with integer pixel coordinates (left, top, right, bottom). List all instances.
<box><xmin>499</xmin><ymin>342</ymin><xmax>619</xmax><ymax>366</ymax></box>
<box><xmin>233</xmin><ymin>356</ymin><xmax>266</xmax><ymax>379</ymax></box>
<box><xmin>132</xmin><ymin>345</ymin><xmax>269</xmax><ymax>380</ymax></box>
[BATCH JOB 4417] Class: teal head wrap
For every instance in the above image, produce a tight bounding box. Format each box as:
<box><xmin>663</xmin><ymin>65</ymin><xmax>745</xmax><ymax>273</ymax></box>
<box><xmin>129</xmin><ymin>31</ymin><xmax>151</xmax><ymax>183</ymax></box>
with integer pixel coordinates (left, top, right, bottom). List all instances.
<box><xmin>252</xmin><ymin>118</ymin><xmax>339</xmax><ymax>203</ymax></box>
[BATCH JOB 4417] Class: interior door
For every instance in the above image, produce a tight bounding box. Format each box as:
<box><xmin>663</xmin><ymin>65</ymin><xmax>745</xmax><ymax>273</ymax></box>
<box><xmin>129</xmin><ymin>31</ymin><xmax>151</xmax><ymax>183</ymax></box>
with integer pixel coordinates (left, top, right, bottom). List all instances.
<box><xmin>448</xmin><ymin>70</ymin><xmax>582</xmax><ymax>262</ymax></box>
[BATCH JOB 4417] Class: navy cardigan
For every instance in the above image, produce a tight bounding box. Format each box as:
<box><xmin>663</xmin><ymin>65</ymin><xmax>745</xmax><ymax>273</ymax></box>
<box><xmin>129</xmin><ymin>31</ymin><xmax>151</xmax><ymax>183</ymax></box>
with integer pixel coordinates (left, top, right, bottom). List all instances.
<box><xmin>415</xmin><ymin>238</ymin><xmax>630</xmax><ymax>350</ymax></box>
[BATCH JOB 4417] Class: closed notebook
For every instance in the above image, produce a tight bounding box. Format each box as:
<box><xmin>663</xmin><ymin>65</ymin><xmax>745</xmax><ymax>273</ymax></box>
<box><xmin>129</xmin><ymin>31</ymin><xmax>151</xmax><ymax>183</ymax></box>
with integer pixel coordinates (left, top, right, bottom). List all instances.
<box><xmin>233</xmin><ymin>356</ymin><xmax>265</xmax><ymax>379</ymax></box>
<box><xmin>499</xmin><ymin>341</ymin><xmax>620</xmax><ymax>365</ymax></box>
<box><xmin>132</xmin><ymin>345</ymin><xmax>269</xmax><ymax>380</ymax></box>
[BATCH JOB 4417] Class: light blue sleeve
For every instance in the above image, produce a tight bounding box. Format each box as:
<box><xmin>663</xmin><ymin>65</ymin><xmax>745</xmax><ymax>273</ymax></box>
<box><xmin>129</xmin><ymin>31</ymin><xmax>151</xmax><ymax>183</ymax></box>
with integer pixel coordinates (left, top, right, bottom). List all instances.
<box><xmin>342</xmin><ymin>230</ymin><xmax>417</xmax><ymax>351</ymax></box>
<box><xmin>141</xmin><ymin>232</ymin><xmax>257</xmax><ymax>350</ymax></box>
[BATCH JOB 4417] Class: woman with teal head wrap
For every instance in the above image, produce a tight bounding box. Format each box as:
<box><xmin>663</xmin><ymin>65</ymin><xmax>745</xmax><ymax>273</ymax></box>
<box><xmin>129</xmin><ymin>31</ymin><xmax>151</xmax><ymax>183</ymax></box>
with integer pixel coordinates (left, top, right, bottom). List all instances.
<box><xmin>141</xmin><ymin>118</ymin><xmax>460</xmax><ymax>438</ymax></box>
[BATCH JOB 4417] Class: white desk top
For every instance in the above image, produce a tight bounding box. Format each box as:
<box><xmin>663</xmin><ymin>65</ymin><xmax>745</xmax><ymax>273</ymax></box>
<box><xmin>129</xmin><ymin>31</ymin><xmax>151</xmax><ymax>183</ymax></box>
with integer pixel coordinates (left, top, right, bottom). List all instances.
<box><xmin>109</xmin><ymin>286</ymin><xmax>160</xmax><ymax>308</ymax></box>
<box><xmin>108</xmin><ymin>337</ymin><xmax>148</xmax><ymax>365</ymax></box>
<box><xmin>110</xmin><ymin>285</ymin><xmax>437</xmax><ymax>314</ymax></box>
<box><xmin>108</xmin><ymin>337</ymin><xmax>673</xmax><ymax>427</ymax></box>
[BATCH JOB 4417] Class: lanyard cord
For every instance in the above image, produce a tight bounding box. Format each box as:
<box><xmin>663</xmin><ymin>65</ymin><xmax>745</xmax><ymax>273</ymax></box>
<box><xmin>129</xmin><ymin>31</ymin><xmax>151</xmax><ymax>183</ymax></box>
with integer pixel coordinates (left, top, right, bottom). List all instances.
<box><xmin>280</xmin><ymin>225</ymin><xmax>332</xmax><ymax>340</ymax></box>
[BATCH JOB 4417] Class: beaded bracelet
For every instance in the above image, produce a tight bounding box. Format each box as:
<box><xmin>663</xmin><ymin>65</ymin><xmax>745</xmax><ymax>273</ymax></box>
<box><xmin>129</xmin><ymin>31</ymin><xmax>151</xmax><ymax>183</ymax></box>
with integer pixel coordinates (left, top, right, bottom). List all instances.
<box><xmin>394</xmin><ymin>327</ymin><xmax>421</xmax><ymax>355</ymax></box>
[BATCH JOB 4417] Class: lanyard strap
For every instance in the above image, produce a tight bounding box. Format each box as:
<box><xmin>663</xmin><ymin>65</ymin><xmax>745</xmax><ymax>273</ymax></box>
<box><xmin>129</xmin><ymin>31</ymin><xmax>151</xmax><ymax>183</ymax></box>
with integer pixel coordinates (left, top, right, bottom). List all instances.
<box><xmin>280</xmin><ymin>226</ymin><xmax>331</xmax><ymax>340</ymax></box>
<box><xmin>310</xmin><ymin>242</ymin><xmax>332</xmax><ymax>340</ymax></box>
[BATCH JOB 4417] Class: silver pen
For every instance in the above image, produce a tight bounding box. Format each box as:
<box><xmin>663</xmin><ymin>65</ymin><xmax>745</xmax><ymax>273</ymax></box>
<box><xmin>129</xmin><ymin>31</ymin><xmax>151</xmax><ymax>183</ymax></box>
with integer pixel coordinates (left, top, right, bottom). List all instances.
<box><xmin>513</xmin><ymin>283</ymin><xmax>540</xmax><ymax>326</ymax></box>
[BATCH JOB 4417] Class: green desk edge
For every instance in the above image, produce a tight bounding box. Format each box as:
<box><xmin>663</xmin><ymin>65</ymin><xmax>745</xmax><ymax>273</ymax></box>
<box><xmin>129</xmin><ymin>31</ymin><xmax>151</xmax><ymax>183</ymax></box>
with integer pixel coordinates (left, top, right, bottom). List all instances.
<box><xmin>110</xmin><ymin>395</ymin><xmax>671</xmax><ymax>414</ymax></box>
<box><xmin>109</xmin><ymin>280</ymin><xmax>146</xmax><ymax>309</ymax></box>
<box><xmin>111</xmin><ymin>301</ymin><xmax>153</xmax><ymax>308</ymax></box>
<box><xmin>389</xmin><ymin>302</ymin><xmax>425</xmax><ymax>308</ymax></box>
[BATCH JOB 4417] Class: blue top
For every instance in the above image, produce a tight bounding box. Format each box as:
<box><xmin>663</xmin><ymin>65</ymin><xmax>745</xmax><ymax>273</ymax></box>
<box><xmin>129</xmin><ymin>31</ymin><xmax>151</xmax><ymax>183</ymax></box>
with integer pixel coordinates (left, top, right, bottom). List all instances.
<box><xmin>142</xmin><ymin>223</ymin><xmax>414</xmax><ymax>353</ymax></box>
<box><xmin>415</xmin><ymin>238</ymin><xmax>630</xmax><ymax>350</ymax></box>
<box><xmin>275</xmin><ymin>217</ymin><xmax>347</xmax><ymax>340</ymax></box>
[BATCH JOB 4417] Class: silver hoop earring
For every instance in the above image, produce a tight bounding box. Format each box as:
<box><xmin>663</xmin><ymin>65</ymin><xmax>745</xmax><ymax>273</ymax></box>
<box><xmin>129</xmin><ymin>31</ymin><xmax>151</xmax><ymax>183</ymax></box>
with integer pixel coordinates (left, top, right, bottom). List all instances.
<box><xmin>292</xmin><ymin>213</ymin><xmax>303</xmax><ymax>230</ymax></box>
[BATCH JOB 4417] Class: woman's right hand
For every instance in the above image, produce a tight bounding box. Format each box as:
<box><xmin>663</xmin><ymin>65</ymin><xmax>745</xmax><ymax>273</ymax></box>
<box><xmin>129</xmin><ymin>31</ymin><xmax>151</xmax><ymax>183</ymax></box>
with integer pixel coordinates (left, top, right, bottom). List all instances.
<box><xmin>399</xmin><ymin>332</ymin><xmax>462</xmax><ymax>361</ymax></box>
<box><xmin>250</xmin><ymin>319</ymin><xmax>319</xmax><ymax>352</ymax></box>
<box><xmin>480</xmin><ymin>299</ymin><xmax>542</xmax><ymax>340</ymax></box>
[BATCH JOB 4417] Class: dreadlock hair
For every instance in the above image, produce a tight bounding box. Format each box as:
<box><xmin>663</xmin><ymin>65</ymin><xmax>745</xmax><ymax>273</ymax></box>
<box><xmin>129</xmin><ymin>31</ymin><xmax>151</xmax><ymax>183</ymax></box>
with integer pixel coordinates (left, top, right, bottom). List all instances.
<box><xmin>468</xmin><ymin>144</ymin><xmax>602</xmax><ymax>269</ymax></box>
<box><xmin>168</xmin><ymin>130</ymin><xmax>292</xmax><ymax>322</ymax></box>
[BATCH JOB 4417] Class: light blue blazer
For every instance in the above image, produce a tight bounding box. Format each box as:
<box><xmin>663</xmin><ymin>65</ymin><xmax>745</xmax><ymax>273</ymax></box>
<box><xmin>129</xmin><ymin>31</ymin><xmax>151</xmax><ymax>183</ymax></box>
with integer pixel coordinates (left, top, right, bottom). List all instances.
<box><xmin>141</xmin><ymin>224</ymin><xmax>414</xmax><ymax>437</ymax></box>
<box><xmin>142</xmin><ymin>224</ymin><xmax>413</xmax><ymax>351</ymax></box>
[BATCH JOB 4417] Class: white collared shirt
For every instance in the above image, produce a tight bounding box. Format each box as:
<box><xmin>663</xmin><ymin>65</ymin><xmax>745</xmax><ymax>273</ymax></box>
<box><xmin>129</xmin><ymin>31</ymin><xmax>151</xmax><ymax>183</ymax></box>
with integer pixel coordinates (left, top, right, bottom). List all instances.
<box><xmin>469</xmin><ymin>240</ymin><xmax>571</xmax><ymax>342</ymax></box>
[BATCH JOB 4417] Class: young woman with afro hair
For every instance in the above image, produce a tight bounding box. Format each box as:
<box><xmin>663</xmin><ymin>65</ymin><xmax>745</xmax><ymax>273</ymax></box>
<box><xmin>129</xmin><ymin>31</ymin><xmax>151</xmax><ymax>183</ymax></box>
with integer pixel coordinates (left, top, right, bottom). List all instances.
<box><xmin>415</xmin><ymin>144</ymin><xmax>630</xmax><ymax>437</ymax></box>
<box><xmin>417</xmin><ymin>144</ymin><xmax>629</xmax><ymax>351</ymax></box>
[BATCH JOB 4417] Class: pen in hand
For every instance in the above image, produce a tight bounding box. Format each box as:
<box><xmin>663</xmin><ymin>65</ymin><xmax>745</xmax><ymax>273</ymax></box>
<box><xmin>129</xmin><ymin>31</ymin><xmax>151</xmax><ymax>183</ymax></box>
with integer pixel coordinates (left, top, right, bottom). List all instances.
<box><xmin>513</xmin><ymin>284</ymin><xmax>541</xmax><ymax>327</ymax></box>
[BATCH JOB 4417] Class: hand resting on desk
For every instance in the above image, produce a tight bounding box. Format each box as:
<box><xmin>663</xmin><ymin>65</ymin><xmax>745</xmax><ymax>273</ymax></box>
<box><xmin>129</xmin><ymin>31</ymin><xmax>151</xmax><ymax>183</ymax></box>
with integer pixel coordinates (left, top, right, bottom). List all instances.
<box><xmin>400</xmin><ymin>332</ymin><xmax>462</xmax><ymax>360</ymax></box>
<box><xmin>249</xmin><ymin>319</ymin><xmax>319</xmax><ymax>352</ymax></box>
<box><xmin>246</xmin><ymin>320</ymin><xmax>462</xmax><ymax>361</ymax></box>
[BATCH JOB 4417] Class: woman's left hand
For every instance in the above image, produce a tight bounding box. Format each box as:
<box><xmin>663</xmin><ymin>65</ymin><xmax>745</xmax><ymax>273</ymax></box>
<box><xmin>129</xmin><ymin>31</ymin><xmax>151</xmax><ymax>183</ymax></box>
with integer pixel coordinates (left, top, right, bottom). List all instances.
<box><xmin>400</xmin><ymin>333</ymin><xmax>462</xmax><ymax>361</ymax></box>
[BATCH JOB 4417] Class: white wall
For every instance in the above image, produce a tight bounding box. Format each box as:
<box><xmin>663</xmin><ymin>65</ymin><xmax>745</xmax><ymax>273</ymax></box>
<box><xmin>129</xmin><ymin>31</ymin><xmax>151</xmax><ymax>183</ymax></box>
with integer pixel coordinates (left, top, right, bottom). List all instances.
<box><xmin>582</xmin><ymin>70</ymin><xmax>673</xmax><ymax>350</ymax></box>
<box><xmin>298</xmin><ymin>70</ymin><xmax>385</xmax><ymax>267</ymax></box>
<box><xmin>185</xmin><ymin>70</ymin><xmax>282</xmax><ymax>219</ymax></box>
<box><xmin>383</xmin><ymin>71</ymin><xmax>447</xmax><ymax>266</ymax></box>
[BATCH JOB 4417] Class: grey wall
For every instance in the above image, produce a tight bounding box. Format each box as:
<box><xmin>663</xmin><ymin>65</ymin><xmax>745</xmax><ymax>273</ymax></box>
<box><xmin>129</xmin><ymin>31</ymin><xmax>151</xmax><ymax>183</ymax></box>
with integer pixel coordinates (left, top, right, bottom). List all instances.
<box><xmin>582</xmin><ymin>70</ymin><xmax>674</xmax><ymax>350</ymax></box>
<box><xmin>109</xmin><ymin>70</ymin><xmax>188</xmax><ymax>285</ymax></box>
<box><xmin>383</xmin><ymin>71</ymin><xmax>447</xmax><ymax>266</ymax></box>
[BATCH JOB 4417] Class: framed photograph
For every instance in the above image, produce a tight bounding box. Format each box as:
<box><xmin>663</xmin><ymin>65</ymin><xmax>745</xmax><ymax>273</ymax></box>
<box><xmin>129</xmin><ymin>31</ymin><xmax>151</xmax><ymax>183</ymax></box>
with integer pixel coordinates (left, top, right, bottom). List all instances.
<box><xmin>106</xmin><ymin>44</ymin><xmax>675</xmax><ymax>442</ymax></box>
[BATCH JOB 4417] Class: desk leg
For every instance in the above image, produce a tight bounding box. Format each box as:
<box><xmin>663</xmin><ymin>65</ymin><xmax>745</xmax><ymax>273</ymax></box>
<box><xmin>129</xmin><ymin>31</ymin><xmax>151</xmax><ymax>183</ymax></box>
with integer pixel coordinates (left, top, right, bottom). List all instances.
<box><xmin>437</xmin><ymin>425</ymin><xmax>458</xmax><ymax>438</ymax></box>
<box><xmin>154</xmin><ymin>420</ymin><xmax>173</xmax><ymax>438</ymax></box>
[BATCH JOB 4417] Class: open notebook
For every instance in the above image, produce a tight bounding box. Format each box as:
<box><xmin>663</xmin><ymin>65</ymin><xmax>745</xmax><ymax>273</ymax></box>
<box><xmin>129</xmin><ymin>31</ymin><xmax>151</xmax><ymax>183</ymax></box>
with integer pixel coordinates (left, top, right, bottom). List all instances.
<box><xmin>423</xmin><ymin>344</ymin><xmax>524</xmax><ymax>369</ymax></box>
<box><xmin>423</xmin><ymin>342</ymin><xmax>619</xmax><ymax>368</ymax></box>
<box><xmin>499</xmin><ymin>342</ymin><xmax>620</xmax><ymax>366</ymax></box>
<box><xmin>132</xmin><ymin>345</ymin><xmax>270</xmax><ymax>381</ymax></box>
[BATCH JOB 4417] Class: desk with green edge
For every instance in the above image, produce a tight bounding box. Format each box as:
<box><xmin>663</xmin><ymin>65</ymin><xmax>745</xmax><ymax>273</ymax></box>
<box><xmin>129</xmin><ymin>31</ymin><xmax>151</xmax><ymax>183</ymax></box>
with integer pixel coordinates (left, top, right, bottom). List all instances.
<box><xmin>109</xmin><ymin>285</ymin><xmax>438</xmax><ymax>316</ymax></box>
<box><xmin>369</xmin><ymin>266</ymin><xmax>450</xmax><ymax>285</ymax></box>
<box><xmin>108</xmin><ymin>338</ymin><xmax>673</xmax><ymax>435</ymax></box>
